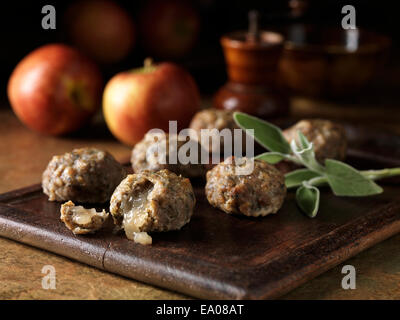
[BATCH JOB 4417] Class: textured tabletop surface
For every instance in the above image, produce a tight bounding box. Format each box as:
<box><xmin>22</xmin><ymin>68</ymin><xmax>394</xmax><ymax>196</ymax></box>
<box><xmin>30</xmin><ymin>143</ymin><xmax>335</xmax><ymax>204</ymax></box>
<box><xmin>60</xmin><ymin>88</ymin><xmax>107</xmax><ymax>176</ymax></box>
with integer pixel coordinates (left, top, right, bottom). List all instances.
<box><xmin>1</xmin><ymin>106</ymin><xmax>400</xmax><ymax>300</ymax></box>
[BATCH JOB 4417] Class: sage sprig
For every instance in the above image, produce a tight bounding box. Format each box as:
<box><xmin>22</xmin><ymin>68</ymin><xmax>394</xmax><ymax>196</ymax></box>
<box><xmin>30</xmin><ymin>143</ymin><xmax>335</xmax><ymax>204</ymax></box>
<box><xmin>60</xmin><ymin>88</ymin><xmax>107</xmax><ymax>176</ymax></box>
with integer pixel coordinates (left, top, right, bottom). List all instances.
<box><xmin>234</xmin><ymin>112</ymin><xmax>400</xmax><ymax>218</ymax></box>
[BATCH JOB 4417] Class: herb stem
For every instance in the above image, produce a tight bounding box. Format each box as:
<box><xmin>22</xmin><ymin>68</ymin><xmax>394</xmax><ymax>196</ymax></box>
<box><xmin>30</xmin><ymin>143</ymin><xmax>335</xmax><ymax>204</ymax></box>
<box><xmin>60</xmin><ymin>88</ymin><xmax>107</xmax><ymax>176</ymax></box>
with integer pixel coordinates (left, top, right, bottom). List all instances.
<box><xmin>286</xmin><ymin>154</ymin><xmax>303</xmax><ymax>165</ymax></box>
<box><xmin>308</xmin><ymin>176</ymin><xmax>327</xmax><ymax>187</ymax></box>
<box><xmin>287</xmin><ymin>167</ymin><xmax>400</xmax><ymax>190</ymax></box>
<box><xmin>362</xmin><ymin>168</ymin><xmax>400</xmax><ymax>180</ymax></box>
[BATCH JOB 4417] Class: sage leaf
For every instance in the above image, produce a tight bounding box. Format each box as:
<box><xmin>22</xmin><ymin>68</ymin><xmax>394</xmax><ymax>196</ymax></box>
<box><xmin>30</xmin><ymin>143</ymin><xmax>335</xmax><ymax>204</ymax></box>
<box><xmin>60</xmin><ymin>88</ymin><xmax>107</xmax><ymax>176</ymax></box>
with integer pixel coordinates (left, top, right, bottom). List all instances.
<box><xmin>290</xmin><ymin>136</ymin><xmax>325</xmax><ymax>174</ymax></box>
<box><xmin>255</xmin><ymin>152</ymin><xmax>286</xmax><ymax>164</ymax></box>
<box><xmin>285</xmin><ymin>169</ymin><xmax>322</xmax><ymax>189</ymax></box>
<box><xmin>325</xmin><ymin>159</ymin><xmax>383</xmax><ymax>196</ymax></box>
<box><xmin>296</xmin><ymin>183</ymin><xmax>320</xmax><ymax>218</ymax></box>
<box><xmin>298</xmin><ymin>131</ymin><xmax>311</xmax><ymax>149</ymax></box>
<box><xmin>233</xmin><ymin>112</ymin><xmax>291</xmax><ymax>154</ymax></box>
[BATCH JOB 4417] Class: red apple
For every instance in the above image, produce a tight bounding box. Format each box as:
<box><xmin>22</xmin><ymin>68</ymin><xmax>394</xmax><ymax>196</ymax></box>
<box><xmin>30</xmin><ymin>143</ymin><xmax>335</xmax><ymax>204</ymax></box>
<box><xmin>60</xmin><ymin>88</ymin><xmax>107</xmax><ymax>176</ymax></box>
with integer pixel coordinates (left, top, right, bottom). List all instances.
<box><xmin>139</xmin><ymin>0</ymin><xmax>200</xmax><ymax>59</ymax></box>
<box><xmin>65</xmin><ymin>0</ymin><xmax>135</xmax><ymax>64</ymax></box>
<box><xmin>8</xmin><ymin>44</ymin><xmax>103</xmax><ymax>135</ymax></box>
<box><xmin>103</xmin><ymin>59</ymin><xmax>200</xmax><ymax>145</ymax></box>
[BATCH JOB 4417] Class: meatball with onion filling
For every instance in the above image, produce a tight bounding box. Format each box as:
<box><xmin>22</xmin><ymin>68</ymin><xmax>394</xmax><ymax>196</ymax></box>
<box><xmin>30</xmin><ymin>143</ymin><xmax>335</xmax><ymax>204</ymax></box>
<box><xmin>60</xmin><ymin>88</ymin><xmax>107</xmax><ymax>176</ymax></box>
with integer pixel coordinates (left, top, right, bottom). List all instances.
<box><xmin>110</xmin><ymin>169</ymin><xmax>196</xmax><ymax>245</ymax></box>
<box><xmin>131</xmin><ymin>132</ymin><xmax>206</xmax><ymax>178</ymax></box>
<box><xmin>282</xmin><ymin>119</ymin><xmax>347</xmax><ymax>163</ymax></box>
<box><xmin>42</xmin><ymin>148</ymin><xmax>126</xmax><ymax>203</ymax></box>
<box><xmin>205</xmin><ymin>156</ymin><xmax>286</xmax><ymax>217</ymax></box>
<box><xmin>189</xmin><ymin>108</ymin><xmax>245</xmax><ymax>155</ymax></box>
<box><xmin>60</xmin><ymin>201</ymin><xmax>109</xmax><ymax>235</ymax></box>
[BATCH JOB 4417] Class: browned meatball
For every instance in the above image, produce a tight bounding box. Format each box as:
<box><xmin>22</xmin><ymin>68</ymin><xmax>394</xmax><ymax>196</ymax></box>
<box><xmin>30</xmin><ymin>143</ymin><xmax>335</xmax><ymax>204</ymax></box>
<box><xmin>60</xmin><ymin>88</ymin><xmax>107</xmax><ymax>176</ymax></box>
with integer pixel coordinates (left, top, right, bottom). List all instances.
<box><xmin>42</xmin><ymin>148</ymin><xmax>127</xmax><ymax>203</ymax></box>
<box><xmin>190</xmin><ymin>108</ymin><xmax>238</xmax><ymax>132</ymax></box>
<box><xmin>282</xmin><ymin>119</ymin><xmax>347</xmax><ymax>163</ymax></box>
<box><xmin>205</xmin><ymin>156</ymin><xmax>286</xmax><ymax>217</ymax></box>
<box><xmin>110</xmin><ymin>169</ymin><xmax>196</xmax><ymax>244</ymax></box>
<box><xmin>60</xmin><ymin>201</ymin><xmax>109</xmax><ymax>235</ymax></box>
<box><xmin>131</xmin><ymin>132</ymin><xmax>206</xmax><ymax>178</ymax></box>
<box><xmin>189</xmin><ymin>108</ymin><xmax>245</xmax><ymax>154</ymax></box>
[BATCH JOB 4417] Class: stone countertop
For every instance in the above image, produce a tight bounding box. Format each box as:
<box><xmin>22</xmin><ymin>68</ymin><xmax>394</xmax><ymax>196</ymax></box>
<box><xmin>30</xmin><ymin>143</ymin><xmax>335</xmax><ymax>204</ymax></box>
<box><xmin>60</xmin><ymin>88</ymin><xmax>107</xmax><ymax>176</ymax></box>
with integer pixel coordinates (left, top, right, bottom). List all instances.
<box><xmin>1</xmin><ymin>107</ymin><xmax>400</xmax><ymax>300</ymax></box>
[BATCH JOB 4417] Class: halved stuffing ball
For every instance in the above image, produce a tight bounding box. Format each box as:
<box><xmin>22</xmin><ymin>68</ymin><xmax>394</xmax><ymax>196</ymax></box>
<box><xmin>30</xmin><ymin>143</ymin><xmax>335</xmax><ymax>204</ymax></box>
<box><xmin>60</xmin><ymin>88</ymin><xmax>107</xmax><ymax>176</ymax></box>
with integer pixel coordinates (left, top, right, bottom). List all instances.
<box><xmin>60</xmin><ymin>201</ymin><xmax>109</xmax><ymax>235</ymax></box>
<box><xmin>131</xmin><ymin>132</ymin><xmax>206</xmax><ymax>178</ymax></box>
<box><xmin>205</xmin><ymin>156</ymin><xmax>286</xmax><ymax>217</ymax></box>
<box><xmin>110</xmin><ymin>169</ymin><xmax>196</xmax><ymax>245</ymax></box>
<box><xmin>42</xmin><ymin>148</ymin><xmax>126</xmax><ymax>203</ymax></box>
<box><xmin>282</xmin><ymin>119</ymin><xmax>347</xmax><ymax>163</ymax></box>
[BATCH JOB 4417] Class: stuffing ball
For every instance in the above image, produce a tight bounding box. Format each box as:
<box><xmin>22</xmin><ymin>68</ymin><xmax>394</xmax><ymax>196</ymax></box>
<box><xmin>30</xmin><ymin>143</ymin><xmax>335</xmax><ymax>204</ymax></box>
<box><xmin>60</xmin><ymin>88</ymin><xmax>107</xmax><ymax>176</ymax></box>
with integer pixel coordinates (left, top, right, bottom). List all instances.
<box><xmin>110</xmin><ymin>169</ymin><xmax>196</xmax><ymax>244</ymax></box>
<box><xmin>189</xmin><ymin>108</ymin><xmax>245</xmax><ymax>154</ymax></box>
<box><xmin>42</xmin><ymin>148</ymin><xmax>126</xmax><ymax>203</ymax></box>
<box><xmin>282</xmin><ymin>119</ymin><xmax>347</xmax><ymax>163</ymax></box>
<box><xmin>205</xmin><ymin>156</ymin><xmax>286</xmax><ymax>217</ymax></box>
<box><xmin>131</xmin><ymin>132</ymin><xmax>206</xmax><ymax>178</ymax></box>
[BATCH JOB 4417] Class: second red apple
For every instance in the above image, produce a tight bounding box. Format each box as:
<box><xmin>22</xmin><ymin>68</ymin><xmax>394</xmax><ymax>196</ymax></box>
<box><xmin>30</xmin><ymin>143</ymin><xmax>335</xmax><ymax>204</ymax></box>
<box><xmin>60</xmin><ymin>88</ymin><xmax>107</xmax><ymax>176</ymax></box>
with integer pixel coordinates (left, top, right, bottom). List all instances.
<box><xmin>103</xmin><ymin>60</ymin><xmax>201</xmax><ymax>145</ymax></box>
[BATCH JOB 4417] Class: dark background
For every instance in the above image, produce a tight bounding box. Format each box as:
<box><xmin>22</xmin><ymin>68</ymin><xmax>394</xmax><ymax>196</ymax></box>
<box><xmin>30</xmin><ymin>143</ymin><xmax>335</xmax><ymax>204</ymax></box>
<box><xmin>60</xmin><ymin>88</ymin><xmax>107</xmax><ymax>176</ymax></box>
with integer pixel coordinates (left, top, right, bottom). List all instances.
<box><xmin>0</xmin><ymin>0</ymin><xmax>398</xmax><ymax>99</ymax></box>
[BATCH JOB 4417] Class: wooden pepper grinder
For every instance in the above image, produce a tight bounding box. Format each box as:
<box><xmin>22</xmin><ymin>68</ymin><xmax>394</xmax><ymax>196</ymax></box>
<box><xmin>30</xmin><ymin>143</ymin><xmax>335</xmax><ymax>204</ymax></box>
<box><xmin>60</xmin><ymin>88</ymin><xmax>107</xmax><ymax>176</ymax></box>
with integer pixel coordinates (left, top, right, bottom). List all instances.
<box><xmin>213</xmin><ymin>11</ymin><xmax>289</xmax><ymax>119</ymax></box>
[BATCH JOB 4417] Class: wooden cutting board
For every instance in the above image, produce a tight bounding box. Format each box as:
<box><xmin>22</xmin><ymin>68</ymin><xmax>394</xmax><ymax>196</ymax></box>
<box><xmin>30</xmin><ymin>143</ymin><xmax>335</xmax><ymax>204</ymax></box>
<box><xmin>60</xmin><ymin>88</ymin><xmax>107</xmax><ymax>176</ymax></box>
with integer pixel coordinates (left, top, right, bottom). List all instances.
<box><xmin>1</xmin><ymin>124</ymin><xmax>400</xmax><ymax>299</ymax></box>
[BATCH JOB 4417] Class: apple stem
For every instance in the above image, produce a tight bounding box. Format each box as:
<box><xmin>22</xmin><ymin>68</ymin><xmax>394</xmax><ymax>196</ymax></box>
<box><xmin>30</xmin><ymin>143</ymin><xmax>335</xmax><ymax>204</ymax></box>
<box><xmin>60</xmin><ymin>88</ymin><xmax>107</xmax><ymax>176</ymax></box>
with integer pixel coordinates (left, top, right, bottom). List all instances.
<box><xmin>247</xmin><ymin>10</ymin><xmax>260</xmax><ymax>42</ymax></box>
<box><xmin>144</xmin><ymin>57</ymin><xmax>153</xmax><ymax>68</ymax></box>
